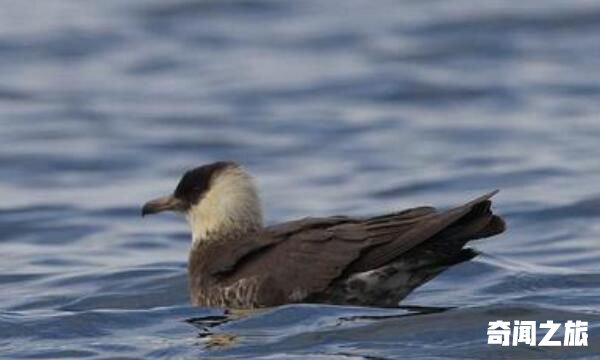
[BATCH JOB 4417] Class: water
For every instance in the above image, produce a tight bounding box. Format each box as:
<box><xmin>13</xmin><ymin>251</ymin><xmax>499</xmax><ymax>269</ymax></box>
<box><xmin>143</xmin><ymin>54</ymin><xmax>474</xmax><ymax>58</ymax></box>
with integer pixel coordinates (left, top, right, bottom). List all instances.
<box><xmin>1</xmin><ymin>0</ymin><xmax>600</xmax><ymax>358</ymax></box>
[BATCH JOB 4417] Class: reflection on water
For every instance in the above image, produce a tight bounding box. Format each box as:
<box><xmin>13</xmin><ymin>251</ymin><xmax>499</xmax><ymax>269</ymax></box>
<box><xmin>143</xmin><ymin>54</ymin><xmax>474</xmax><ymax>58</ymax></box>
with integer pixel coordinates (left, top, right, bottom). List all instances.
<box><xmin>1</xmin><ymin>0</ymin><xmax>600</xmax><ymax>358</ymax></box>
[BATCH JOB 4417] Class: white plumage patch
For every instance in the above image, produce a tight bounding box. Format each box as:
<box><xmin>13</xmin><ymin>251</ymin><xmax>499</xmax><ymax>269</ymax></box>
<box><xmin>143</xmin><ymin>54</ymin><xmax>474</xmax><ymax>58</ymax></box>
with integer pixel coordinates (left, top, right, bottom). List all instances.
<box><xmin>186</xmin><ymin>165</ymin><xmax>263</xmax><ymax>244</ymax></box>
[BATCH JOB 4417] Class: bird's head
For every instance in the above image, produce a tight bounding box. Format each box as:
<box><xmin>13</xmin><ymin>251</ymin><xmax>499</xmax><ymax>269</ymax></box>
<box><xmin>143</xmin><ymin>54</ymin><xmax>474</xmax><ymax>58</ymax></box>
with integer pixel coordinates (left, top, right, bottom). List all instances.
<box><xmin>142</xmin><ymin>161</ymin><xmax>263</xmax><ymax>244</ymax></box>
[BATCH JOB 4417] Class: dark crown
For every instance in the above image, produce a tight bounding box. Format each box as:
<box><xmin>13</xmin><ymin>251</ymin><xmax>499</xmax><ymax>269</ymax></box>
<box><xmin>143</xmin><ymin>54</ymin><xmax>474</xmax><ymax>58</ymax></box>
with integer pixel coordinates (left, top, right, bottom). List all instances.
<box><xmin>173</xmin><ymin>161</ymin><xmax>238</xmax><ymax>208</ymax></box>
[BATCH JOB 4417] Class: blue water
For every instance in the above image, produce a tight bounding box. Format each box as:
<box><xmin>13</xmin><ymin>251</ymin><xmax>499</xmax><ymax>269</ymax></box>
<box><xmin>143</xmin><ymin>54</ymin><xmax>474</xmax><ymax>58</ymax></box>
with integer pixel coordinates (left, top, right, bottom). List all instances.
<box><xmin>2</xmin><ymin>0</ymin><xmax>600</xmax><ymax>358</ymax></box>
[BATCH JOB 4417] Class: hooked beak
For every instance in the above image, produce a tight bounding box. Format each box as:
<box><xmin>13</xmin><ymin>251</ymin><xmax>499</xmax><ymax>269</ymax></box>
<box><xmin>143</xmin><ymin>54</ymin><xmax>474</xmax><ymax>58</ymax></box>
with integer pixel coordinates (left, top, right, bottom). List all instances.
<box><xmin>141</xmin><ymin>195</ymin><xmax>184</xmax><ymax>217</ymax></box>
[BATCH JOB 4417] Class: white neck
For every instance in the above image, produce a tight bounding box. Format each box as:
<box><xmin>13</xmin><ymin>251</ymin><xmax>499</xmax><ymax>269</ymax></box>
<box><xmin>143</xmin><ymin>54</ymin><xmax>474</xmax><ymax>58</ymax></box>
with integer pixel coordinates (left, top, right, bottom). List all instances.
<box><xmin>185</xmin><ymin>166</ymin><xmax>263</xmax><ymax>245</ymax></box>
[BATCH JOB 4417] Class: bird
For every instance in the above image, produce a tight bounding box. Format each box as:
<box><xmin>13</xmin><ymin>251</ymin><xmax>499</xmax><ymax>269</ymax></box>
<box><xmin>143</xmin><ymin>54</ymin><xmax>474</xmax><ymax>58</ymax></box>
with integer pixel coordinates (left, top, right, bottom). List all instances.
<box><xmin>142</xmin><ymin>161</ymin><xmax>506</xmax><ymax>309</ymax></box>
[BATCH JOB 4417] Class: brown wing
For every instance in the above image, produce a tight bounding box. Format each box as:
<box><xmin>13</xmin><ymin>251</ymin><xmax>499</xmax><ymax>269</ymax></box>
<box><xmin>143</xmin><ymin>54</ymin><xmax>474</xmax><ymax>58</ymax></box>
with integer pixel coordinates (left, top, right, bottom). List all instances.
<box><xmin>201</xmin><ymin>216</ymin><xmax>354</xmax><ymax>276</ymax></box>
<box><xmin>208</xmin><ymin>191</ymin><xmax>504</xmax><ymax>306</ymax></box>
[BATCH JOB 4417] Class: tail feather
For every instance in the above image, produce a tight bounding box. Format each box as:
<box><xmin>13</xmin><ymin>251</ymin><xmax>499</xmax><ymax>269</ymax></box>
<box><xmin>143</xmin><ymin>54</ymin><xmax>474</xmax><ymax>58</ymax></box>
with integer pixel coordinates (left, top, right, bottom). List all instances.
<box><xmin>409</xmin><ymin>196</ymin><xmax>505</xmax><ymax>262</ymax></box>
<box><xmin>438</xmin><ymin>197</ymin><xmax>506</xmax><ymax>242</ymax></box>
<box><xmin>470</xmin><ymin>215</ymin><xmax>506</xmax><ymax>240</ymax></box>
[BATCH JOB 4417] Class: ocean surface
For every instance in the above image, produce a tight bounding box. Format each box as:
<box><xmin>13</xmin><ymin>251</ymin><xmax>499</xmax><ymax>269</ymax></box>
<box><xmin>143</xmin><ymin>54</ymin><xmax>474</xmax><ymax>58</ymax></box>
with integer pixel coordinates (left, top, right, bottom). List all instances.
<box><xmin>2</xmin><ymin>0</ymin><xmax>600</xmax><ymax>359</ymax></box>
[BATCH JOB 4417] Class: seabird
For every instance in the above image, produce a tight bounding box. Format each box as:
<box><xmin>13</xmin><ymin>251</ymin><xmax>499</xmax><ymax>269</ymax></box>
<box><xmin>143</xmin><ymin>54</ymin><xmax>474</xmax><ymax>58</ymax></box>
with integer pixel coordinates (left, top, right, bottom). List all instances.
<box><xmin>142</xmin><ymin>161</ymin><xmax>506</xmax><ymax>309</ymax></box>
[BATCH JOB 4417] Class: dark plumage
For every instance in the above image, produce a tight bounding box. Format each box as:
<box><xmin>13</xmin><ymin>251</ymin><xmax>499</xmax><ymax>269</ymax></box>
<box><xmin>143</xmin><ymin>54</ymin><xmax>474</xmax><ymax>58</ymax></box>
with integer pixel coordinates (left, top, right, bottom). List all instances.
<box><xmin>142</xmin><ymin>161</ymin><xmax>506</xmax><ymax>309</ymax></box>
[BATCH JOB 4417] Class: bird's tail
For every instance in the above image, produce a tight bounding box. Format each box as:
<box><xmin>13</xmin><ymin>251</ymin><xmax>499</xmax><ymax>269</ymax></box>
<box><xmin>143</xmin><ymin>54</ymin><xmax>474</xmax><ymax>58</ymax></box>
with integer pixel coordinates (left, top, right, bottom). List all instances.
<box><xmin>439</xmin><ymin>197</ymin><xmax>506</xmax><ymax>243</ymax></box>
